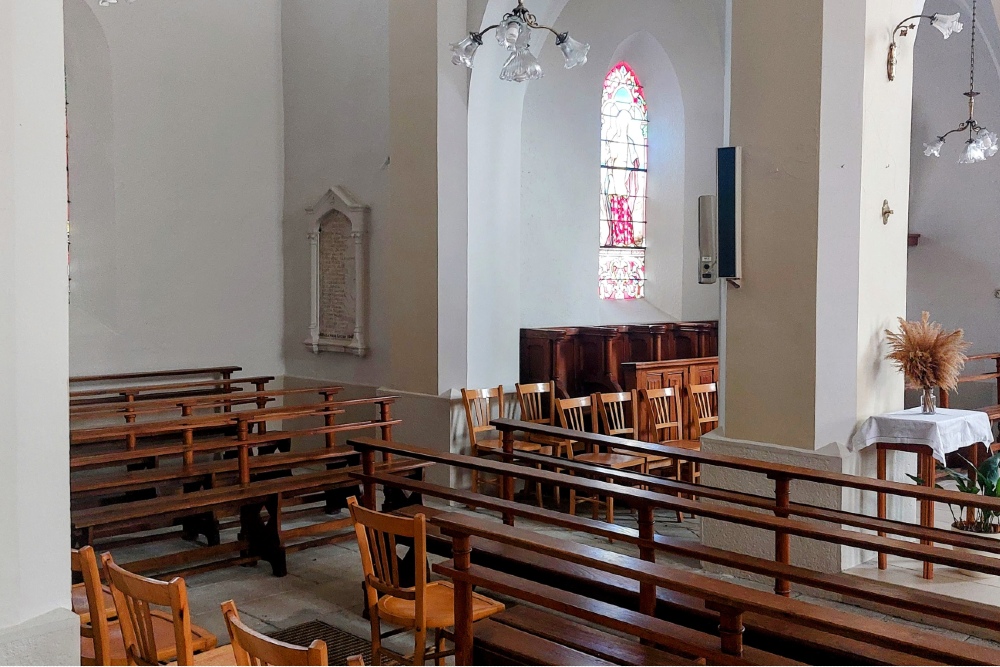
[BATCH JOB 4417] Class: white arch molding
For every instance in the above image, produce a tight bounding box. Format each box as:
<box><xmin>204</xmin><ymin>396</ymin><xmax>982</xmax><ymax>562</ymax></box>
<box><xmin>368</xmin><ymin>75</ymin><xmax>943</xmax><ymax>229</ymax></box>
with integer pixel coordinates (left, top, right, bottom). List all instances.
<box><xmin>466</xmin><ymin>0</ymin><xmax>571</xmax><ymax>388</ymax></box>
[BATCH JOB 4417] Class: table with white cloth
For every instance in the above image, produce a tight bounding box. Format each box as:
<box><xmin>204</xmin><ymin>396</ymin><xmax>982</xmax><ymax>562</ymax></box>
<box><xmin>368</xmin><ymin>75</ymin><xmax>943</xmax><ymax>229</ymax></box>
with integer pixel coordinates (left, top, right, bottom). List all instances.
<box><xmin>849</xmin><ymin>407</ymin><xmax>994</xmax><ymax>579</ymax></box>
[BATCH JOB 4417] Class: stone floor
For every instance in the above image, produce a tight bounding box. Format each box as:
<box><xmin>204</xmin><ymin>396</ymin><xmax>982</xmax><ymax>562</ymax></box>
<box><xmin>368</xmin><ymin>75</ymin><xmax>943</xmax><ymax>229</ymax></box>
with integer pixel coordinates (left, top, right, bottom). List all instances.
<box><xmin>108</xmin><ymin>497</ymin><xmax>1000</xmax><ymax>658</ymax></box>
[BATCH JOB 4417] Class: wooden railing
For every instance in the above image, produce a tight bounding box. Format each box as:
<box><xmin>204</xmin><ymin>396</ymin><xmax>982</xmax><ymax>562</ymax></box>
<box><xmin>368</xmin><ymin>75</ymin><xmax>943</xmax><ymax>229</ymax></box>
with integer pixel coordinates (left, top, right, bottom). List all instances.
<box><xmin>491</xmin><ymin>419</ymin><xmax>1000</xmax><ymax>590</ymax></box>
<box><xmin>346</xmin><ymin>437</ymin><xmax>1000</xmax><ymax>664</ymax></box>
<box><xmin>433</xmin><ymin>513</ymin><xmax>1000</xmax><ymax>665</ymax></box>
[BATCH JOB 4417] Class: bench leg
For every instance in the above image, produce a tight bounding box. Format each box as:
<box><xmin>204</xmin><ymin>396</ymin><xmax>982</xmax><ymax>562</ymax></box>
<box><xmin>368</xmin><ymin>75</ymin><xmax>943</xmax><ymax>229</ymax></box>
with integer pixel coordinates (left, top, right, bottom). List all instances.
<box><xmin>239</xmin><ymin>496</ymin><xmax>287</xmax><ymax>577</ymax></box>
<box><xmin>876</xmin><ymin>446</ymin><xmax>887</xmax><ymax>570</ymax></box>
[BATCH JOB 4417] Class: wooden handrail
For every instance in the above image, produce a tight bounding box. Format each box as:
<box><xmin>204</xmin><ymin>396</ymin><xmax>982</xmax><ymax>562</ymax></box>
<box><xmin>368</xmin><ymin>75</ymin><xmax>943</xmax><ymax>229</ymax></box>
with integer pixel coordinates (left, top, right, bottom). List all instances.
<box><xmin>70</xmin><ymin>396</ymin><xmax>398</xmax><ymax>445</ymax></box>
<box><xmin>70</xmin><ymin>375</ymin><xmax>275</xmax><ymax>399</ymax></box>
<box><xmin>70</xmin><ymin>385</ymin><xmax>343</xmax><ymax>416</ymax></box>
<box><xmin>491</xmin><ymin>418</ymin><xmax>1000</xmax><ymax>513</ymax></box>
<box><xmin>432</xmin><ymin>513</ymin><xmax>1000</xmax><ymax>666</ymax></box>
<box><xmin>69</xmin><ymin>366</ymin><xmax>242</xmax><ymax>384</ymax></box>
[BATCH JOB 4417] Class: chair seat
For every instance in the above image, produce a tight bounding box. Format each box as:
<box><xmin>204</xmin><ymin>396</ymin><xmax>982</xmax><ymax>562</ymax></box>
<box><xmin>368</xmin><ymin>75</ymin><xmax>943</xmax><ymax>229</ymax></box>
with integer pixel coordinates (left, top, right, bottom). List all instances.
<box><xmin>659</xmin><ymin>439</ymin><xmax>702</xmax><ymax>452</ymax></box>
<box><xmin>575</xmin><ymin>452</ymin><xmax>645</xmax><ymax>470</ymax></box>
<box><xmin>612</xmin><ymin>448</ymin><xmax>669</xmax><ymax>463</ymax></box>
<box><xmin>72</xmin><ymin>582</ymin><xmax>116</xmax><ymax>624</ymax></box>
<box><xmin>166</xmin><ymin>644</ymin><xmax>237</xmax><ymax>666</ymax></box>
<box><xmin>81</xmin><ymin>610</ymin><xmax>217</xmax><ymax>665</ymax></box>
<box><xmin>378</xmin><ymin>581</ymin><xmax>505</xmax><ymax>630</ymax></box>
<box><xmin>476</xmin><ymin>438</ymin><xmax>542</xmax><ymax>453</ymax></box>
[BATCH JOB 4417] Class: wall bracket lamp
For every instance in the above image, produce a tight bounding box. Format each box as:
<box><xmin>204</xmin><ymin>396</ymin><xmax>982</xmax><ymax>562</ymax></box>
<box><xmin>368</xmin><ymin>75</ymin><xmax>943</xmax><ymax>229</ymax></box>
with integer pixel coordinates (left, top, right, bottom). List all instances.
<box><xmin>887</xmin><ymin>12</ymin><xmax>963</xmax><ymax>81</ymax></box>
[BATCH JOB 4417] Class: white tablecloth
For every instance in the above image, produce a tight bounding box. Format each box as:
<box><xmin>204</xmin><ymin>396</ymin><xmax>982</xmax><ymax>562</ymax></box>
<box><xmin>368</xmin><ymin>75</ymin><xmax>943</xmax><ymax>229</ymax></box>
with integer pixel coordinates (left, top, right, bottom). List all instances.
<box><xmin>848</xmin><ymin>407</ymin><xmax>994</xmax><ymax>463</ymax></box>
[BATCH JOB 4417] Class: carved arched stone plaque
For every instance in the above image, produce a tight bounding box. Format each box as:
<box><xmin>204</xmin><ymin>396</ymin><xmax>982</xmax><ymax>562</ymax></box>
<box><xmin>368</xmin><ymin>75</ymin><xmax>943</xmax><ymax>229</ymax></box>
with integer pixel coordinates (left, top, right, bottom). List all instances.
<box><xmin>305</xmin><ymin>186</ymin><xmax>369</xmax><ymax>356</ymax></box>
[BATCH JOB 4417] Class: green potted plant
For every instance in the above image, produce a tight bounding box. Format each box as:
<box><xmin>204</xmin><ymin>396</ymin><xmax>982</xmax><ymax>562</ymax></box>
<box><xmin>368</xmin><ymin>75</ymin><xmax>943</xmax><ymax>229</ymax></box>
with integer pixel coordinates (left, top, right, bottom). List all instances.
<box><xmin>910</xmin><ymin>452</ymin><xmax>1000</xmax><ymax>533</ymax></box>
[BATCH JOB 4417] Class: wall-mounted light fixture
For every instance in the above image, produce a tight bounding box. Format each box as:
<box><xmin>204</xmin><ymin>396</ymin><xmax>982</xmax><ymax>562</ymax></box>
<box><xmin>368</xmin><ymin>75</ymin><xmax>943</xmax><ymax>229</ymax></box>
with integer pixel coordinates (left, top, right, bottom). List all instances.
<box><xmin>887</xmin><ymin>11</ymin><xmax>963</xmax><ymax>81</ymax></box>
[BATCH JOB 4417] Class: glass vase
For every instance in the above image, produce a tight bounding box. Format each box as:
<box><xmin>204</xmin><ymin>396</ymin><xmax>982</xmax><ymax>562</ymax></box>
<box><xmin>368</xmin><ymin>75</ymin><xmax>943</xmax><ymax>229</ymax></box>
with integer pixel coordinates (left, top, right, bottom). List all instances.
<box><xmin>921</xmin><ymin>387</ymin><xmax>937</xmax><ymax>414</ymax></box>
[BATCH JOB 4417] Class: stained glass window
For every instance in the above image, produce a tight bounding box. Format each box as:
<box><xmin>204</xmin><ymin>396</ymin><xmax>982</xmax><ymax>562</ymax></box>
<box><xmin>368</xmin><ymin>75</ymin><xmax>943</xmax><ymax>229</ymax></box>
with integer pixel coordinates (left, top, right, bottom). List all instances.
<box><xmin>599</xmin><ymin>62</ymin><xmax>648</xmax><ymax>300</ymax></box>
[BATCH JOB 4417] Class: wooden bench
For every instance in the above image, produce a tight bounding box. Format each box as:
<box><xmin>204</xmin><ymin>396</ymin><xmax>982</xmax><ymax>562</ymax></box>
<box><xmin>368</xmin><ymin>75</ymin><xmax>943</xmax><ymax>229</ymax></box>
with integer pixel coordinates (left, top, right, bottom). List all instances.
<box><xmin>73</xmin><ymin>459</ymin><xmax>430</xmax><ymax>578</ymax></box>
<box><xmin>434</xmin><ymin>512</ymin><xmax>1000</xmax><ymax>666</ymax></box>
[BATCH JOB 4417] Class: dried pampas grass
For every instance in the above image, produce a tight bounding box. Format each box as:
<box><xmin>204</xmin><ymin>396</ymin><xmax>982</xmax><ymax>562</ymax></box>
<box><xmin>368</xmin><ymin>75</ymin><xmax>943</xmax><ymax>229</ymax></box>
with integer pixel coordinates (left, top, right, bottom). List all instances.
<box><xmin>885</xmin><ymin>311</ymin><xmax>970</xmax><ymax>391</ymax></box>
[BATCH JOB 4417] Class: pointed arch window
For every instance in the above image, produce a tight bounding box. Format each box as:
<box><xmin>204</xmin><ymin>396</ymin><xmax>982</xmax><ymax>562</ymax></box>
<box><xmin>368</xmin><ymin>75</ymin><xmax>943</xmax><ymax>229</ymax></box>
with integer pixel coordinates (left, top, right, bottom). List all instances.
<box><xmin>599</xmin><ymin>62</ymin><xmax>648</xmax><ymax>300</ymax></box>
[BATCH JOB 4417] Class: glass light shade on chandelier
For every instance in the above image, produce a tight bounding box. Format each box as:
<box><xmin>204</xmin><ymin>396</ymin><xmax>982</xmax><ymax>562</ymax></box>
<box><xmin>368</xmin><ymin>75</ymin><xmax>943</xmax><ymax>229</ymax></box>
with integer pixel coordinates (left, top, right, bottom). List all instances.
<box><xmin>449</xmin><ymin>0</ymin><xmax>589</xmax><ymax>81</ymax></box>
<box><xmin>556</xmin><ymin>33</ymin><xmax>590</xmax><ymax>69</ymax></box>
<box><xmin>500</xmin><ymin>48</ymin><xmax>543</xmax><ymax>83</ymax></box>
<box><xmin>450</xmin><ymin>34</ymin><xmax>482</xmax><ymax>68</ymax></box>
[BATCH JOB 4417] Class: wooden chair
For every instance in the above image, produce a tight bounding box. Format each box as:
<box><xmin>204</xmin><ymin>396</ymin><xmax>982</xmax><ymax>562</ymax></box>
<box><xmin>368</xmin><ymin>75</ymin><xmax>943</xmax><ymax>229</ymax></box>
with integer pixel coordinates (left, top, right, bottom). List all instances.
<box><xmin>347</xmin><ymin>497</ymin><xmax>504</xmax><ymax>665</ymax></box>
<box><xmin>555</xmin><ymin>395</ymin><xmax>645</xmax><ymax>524</ymax></box>
<box><xmin>641</xmin><ymin>387</ymin><xmax>703</xmax><ymax>519</ymax></box>
<box><xmin>101</xmin><ymin>553</ymin><xmax>217</xmax><ymax>666</ymax></box>
<box><xmin>516</xmin><ymin>381</ymin><xmax>574</xmax><ymax>504</ymax></box>
<box><xmin>72</xmin><ymin>548</ymin><xmax>117</xmax><ymax>626</ymax></box>
<box><xmin>73</xmin><ymin>546</ymin><xmax>115</xmax><ymax>666</ymax></box>
<box><xmin>222</xmin><ymin>600</ymin><xmax>326</xmax><ymax>665</ymax></box>
<box><xmin>689</xmin><ymin>382</ymin><xmax>719</xmax><ymax>436</ymax></box>
<box><xmin>596</xmin><ymin>390</ymin><xmax>673</xmax><ymax>475</ymax></box>
<box><xmin>462</xmin><ymin>386</ymin><xmax>546</xmax><ymax>505</ymax></box>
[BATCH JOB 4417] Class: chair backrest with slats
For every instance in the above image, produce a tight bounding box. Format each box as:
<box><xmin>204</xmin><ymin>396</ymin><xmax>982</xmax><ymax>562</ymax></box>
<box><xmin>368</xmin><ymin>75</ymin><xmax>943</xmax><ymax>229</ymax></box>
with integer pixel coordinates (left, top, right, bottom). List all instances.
<box><xmin>555</xmin><ymin>395</ymin><xmax>598</xmax><ymax>455</ymax></box>
<box><xmin>642</xmin><ymin>387</ymin><xmax>683</xmax><ymax>442</ymax></box>
<box><xmin>515</xmin><ymin>382</ymin><xmax>555</xmax><ymax>426</ymax></box>
<box><xmin>222</xmin><ymin>600</ymin><xmax>328</xmax><ymax>666</ymax></box>
<box><xmin>595</xmin><ymin>390</ymin><xmax>638</xmax><ymax>439</ymax></box>
<box><xmin>689</xmin><ymin>382</ymin><xmax>719</xmax><ymax>436</ymax></box>
<box><xmin>461</xmin><ymin>386</ymin><xmax>504</xmax><ymax>447</ymax></box>
<box><xmin>102</xmin><ymin>553</ymin><xmax>194</xmax><ymax>666</ymax></box>
<box><xmin>72</xmin><ymin>546</ymin><xmax>112</xmax><ymax>666</ymax></box>
<box><xmin>347</xmin><ymin>497</ymin><xmax>428</xmax><ymax>628</ymax></box>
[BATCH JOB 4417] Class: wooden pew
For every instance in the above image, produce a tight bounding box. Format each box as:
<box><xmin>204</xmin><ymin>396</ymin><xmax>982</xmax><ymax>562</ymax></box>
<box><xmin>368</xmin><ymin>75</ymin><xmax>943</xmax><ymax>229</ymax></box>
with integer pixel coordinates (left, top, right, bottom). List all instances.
<box><xmin>70</xmin><ymin>365</ymin><xmax>242</xmax><ymax>385</ymax></box>
<box><xmin>70</xmin><ymin>397</ymin><xmax>404</xmax><ymax>576</ymax></box>
<box><xmin>73</xmin><ymin>459</ymin><xmax>430</xmax><ymax>578</ymax></box>
<box><xmin>69</xmin><ymin>375</ymin><xmax>275</xmax><ymax>406</ymax></box>
<box><xmin>434</xmin><ymin>513</ymin><xmax>1000</xmax><ymax>665</ymax></box>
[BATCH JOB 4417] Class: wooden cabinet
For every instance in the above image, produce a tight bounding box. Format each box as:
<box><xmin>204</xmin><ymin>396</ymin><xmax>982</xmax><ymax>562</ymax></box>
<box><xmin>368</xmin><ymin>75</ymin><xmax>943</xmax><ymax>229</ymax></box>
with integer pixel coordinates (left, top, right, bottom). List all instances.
<box><xmin>621</xmin><ymin>357</ymin><xmax>719</xmax><ymax>441</ymax></box>
<box><xmin>519</xmin><ymin>321</ymin><xmax>718</xmax><ymax>398</ymax></box>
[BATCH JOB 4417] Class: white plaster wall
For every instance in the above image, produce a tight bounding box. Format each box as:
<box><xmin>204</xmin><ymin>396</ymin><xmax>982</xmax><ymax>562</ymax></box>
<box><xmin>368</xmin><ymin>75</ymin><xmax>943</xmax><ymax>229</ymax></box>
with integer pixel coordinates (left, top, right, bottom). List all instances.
<box><xmin>281</xmin><ymin>0</ymin><xmax>392</xmax><ymax>389</ymax></box>
<box><xmin>0</xmin><ymin>0</ymin><xmax>77</xmax><ymax>660</ymax></box>
<box><xmin>66</xmin><ymin>0</ymin><xmax>285</xmax><ymax>378</ymax></box>
<box><xmin>520</xmin><ymin>0</ymin><xmax>725</xmax><ymax>328</ymax></box>
<box><xmin>909</xmin><ymin>0</ymin><xmax>1000</xmax><ymax>411</ymax></box>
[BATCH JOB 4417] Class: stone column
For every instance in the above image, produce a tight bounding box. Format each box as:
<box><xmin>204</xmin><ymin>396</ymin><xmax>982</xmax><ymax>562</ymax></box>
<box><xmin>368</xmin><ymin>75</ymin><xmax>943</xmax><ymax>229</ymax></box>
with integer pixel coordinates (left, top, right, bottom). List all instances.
<box><xmin>0</xmin><ymin>0</ymin><xmax>79</xmax><ymax>662</ymax></box>
<box><xmin>705</xmin><ymin>0</ymin><xmax>922</xmax><ymax>574</ymax></box>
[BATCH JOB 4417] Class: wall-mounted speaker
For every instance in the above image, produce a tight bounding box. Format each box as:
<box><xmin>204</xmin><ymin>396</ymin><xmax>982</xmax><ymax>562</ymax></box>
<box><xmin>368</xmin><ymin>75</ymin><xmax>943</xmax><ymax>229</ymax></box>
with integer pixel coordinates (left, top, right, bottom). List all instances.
<box><xmin>717</xmin><ymin>146</ymin><xmax>742</xmax><ymax>281</ymax></box>
<box><xmin>698</xmin><ymin>195</ymin><xmax>718</xmax><ymax>285</ymax></box>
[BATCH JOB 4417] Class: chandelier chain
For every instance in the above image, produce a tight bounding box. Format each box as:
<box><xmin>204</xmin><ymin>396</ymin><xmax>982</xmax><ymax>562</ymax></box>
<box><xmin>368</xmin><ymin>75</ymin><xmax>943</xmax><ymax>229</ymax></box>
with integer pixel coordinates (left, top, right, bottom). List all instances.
<box><xmin>971</xmin><ymin>0</ymin><xmax>977</xmax><ymax>93</ymax></box>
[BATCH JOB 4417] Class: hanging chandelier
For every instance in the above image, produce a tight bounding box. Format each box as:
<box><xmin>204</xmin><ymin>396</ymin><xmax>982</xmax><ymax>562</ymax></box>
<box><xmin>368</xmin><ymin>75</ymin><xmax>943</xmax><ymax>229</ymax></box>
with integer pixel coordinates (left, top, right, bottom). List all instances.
<box><xmin>450</xmin><ymin>0</ymin><xmax>589</xmax><ymax>83</ymax></box>
<box><xmin>924</xmin><ymin>0</ymin><xmax>998</xmax><ymax>164</ymax></box>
